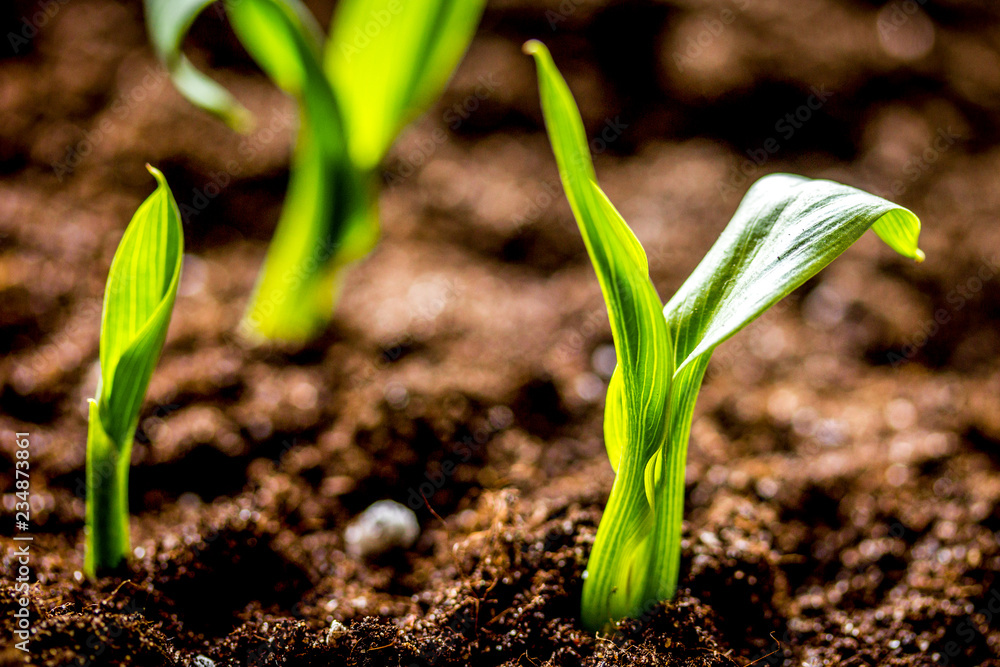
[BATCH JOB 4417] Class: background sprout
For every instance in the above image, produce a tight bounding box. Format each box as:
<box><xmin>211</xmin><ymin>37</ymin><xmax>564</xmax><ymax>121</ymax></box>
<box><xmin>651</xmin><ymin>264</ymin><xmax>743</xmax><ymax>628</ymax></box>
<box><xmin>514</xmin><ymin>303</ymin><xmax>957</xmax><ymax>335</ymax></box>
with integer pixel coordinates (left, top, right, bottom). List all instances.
<box><xmin>144</xmin><ymin>0</ymin><xmax>485</xmax><ymax>343</ymax></box>
<box><xmin>524</xmin><ymin>40</ymin><xmax>925</xmax><ymax>631</ymax></box>
<box><xmin>86</xmin><ymin>166</ymin><xmax>184</xmax><ymax>577</ymax></box>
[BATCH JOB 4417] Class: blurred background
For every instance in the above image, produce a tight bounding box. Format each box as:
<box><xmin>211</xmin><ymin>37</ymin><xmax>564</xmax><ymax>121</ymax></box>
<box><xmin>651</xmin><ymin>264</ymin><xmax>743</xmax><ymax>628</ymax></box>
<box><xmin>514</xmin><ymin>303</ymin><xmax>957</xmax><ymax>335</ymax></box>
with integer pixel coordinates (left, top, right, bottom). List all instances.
<box><xmin>2</xmin><ymin>0</ymin><xmax>1000</xmax><ymax>664</ymax></box>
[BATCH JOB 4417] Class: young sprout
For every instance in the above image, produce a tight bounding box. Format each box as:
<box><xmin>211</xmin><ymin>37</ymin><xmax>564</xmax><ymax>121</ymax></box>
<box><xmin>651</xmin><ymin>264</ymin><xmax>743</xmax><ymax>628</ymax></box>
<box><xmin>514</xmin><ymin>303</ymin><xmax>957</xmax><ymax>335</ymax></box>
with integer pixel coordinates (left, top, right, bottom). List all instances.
<box><xmin>86</xmin><ymin>166</ymin><xmax>183</xmax><ymax>577</ymax></box>
<box><xmin>524</xmin><ymin>40</ymin><xmax>924</xmax><ymax>631</ymax></box>
<box><xmin>144</xmin><ymin>0</ymin><xmax>485</xmax><ymax>343</ymax></box>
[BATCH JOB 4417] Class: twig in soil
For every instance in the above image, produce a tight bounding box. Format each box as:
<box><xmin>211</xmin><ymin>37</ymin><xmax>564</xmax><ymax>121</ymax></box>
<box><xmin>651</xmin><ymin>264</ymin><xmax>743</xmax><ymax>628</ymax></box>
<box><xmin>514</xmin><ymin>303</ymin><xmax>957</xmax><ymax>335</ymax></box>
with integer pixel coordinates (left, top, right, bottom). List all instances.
<box><xmin>520</xmin><ymin>651</ymin><xmax>541</xmax><ymax>666</ymax></box>
<box><xmin>744</xmin><ymin>632</ymin><xmax>782</xmax><ymax>666</ymax></box>
<box><xmin>96</xmin><ymin>580</ymin><xmax>143</xmax><ymax>610</ymax></box>
<box><xmin>423</xmin><ymin>492</ymin><xmax>491</xmax><ymax>636</ymax></box>
<box><xmin>423</xmin><ymin>493</ymin><xmax>471</xmax><ymax>580</ymax></box>
<box><xmin>347</xmin><ymin>633</ymin><xmax>398</xmax><ymax>662</ymax></box>
<box><xmin>480</xmin><ymin>582</ymin><xmax>501</xmax><ymax>610</ymax></box>
<box><xmin>365</xmin><ymin>638</ymin><xmax>398</xmax><ymax>652</ymax></box>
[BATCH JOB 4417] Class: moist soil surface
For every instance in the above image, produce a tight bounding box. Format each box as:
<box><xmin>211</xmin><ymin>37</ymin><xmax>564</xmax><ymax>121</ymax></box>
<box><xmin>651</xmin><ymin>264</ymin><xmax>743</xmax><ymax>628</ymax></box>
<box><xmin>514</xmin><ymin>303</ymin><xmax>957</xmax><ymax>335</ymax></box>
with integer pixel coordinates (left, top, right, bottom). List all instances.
<box><xmin>3</xmin><ymin>1</ymin><xmax>1000</xmax><ymax>665</ymax></box>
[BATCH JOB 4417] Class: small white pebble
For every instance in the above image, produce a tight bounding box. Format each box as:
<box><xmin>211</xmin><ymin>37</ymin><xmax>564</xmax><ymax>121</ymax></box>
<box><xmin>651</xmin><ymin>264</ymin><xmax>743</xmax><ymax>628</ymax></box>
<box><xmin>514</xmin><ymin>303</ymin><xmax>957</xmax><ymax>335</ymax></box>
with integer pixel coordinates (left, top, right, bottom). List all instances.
<box><xmin>179</xmin><ymin>254</ymin><xmax>208</xmax><ymax>297</ymax></box>
<box><xmin>384</xmin><ymin>384</ymin><xmax>410</xmax><ymax>410</ymax></box>
<box><xmin>574</xmin><ymin>372</ymin><xmax>604</xmax><ymax>402</ymax></box>
<box><xmin>755</xmin><ymin>478</ymin><xmax>779</xmax><ymax>499</ymax></box>
<box><xmin>192</xmin><ymin>656</ymin><xmax>215</xmax><ymax>667</ymax></box>
<box><xmin>885</xmin><ymin>398</ymin><xmax>917</xmax><ymax>431</ymax></box>
<box><xmin>345</xmin><ymin>500</ymin><xmax>420</xmax><ymax>558</ymax></box>
<box><xmin>591</xmin><ymin>344</ymin><xmax>617</xmax><ymax>379</ymax></box>
<box><xmin>326</xmin><ymin>619</ymin><xmax>348</xmax><ymax>644</ymax></box>
<box><xmin>699</xmin><ymin>531</ymin><xmax>721</xmax><ymax>548</ymax></box>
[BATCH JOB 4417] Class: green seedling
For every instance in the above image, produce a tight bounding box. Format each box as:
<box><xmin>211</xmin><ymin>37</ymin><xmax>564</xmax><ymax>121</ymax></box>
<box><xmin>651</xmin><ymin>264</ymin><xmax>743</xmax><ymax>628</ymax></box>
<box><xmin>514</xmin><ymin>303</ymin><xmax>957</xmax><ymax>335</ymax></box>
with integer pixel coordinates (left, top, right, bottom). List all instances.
<box><xmin>86</xmin><ymin>166</ymin><xmax>183</xmax><ymax>577</ymax></box>
<box><xmin>524</xmin><ymin>40</ymin><xmax>924</xmax><ymax>631</ymax></box>
<box><xmin>144</xmin><ymin>0</ymin><xmax>485</xmax><ymax>343</ymax></box>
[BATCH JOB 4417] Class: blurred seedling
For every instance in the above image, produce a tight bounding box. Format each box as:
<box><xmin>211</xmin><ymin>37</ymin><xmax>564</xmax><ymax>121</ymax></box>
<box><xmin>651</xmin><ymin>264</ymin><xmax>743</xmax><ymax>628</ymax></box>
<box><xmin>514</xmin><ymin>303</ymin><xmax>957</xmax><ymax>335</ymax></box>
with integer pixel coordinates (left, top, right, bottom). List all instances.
<box><xmin>145</xmin><ymin>0</ymin><xmax>485</xmax><ymax>343</ymax></box>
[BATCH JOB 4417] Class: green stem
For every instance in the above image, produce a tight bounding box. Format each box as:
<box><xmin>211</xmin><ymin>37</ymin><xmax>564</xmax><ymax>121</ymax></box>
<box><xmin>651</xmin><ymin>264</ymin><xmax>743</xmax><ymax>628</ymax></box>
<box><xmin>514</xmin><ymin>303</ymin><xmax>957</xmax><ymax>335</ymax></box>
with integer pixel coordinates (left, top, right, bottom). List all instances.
<box><xmin>580</xmin><ymin>455</ymin><xmax>651</xmax><ymax>630</ymax></box>
<box><xmin>649</xmin><ymin>360</ymin><xmax>708</xmax><ymax>602</ymax></box>
<box><xmin>85</xmin><ymin>403</ymin><xmax>131</xmax><ymax>577</ymax></box>
<box><xmin>581</xmin><ymin>360</ymin><xmax>709</xmax><ymax>631</ymax></box>
<box><xmin>239</xmin><ymin>116</ymin><xmax>376</xmax><ymax>343</ymax></box>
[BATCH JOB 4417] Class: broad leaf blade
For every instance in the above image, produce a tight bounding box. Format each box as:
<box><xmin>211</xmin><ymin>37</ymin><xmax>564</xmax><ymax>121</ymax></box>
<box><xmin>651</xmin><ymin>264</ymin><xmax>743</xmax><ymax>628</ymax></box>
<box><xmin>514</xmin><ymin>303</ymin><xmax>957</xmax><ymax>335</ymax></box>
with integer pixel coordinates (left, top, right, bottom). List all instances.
<box><xmin>99</xmin><ymin>166</ymin><xmax>183</xmax><ymax>445</ymax></box>
<box><xmin>144</xmin><ymin>0</ymin><xmax>252</xmax><ymax>130</ymax></box>
<box><xmin>651</xmin><ymin>175</ymin><xmax>924</xmax><ymax>609</ymax></box>
<box><xmin>664</xmin><ymin>173</ymin><xmax>924</xmax><ymax>372</ymax></box>
<box><xmin>325</xmin><ymin>0</ymin><xmax>486</xmax><ymax>168</ymax></box>
<box><xmin>526</xmin><ymin>39</ymin><xmax>673</xmax><ymax>630</ymax></box>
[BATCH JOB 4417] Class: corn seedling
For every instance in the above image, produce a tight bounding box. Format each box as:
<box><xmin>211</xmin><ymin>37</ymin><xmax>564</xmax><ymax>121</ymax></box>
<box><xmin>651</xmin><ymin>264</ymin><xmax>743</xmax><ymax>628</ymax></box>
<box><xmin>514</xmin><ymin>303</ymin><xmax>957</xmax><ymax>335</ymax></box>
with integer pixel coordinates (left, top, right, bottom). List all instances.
<box><xmin>524</xmin><ymin>40</ymin><xmax>925</xmax><ymax>631</ymax></box>
<box><xmin>144</xmin><ymin>0</ymin><xmax>485</xmax><ymax>343</ymax></box>
<box><xmin>86</xmin><ymin>166</ymin><xmax>183</xmax><ymax>577</ymax></box>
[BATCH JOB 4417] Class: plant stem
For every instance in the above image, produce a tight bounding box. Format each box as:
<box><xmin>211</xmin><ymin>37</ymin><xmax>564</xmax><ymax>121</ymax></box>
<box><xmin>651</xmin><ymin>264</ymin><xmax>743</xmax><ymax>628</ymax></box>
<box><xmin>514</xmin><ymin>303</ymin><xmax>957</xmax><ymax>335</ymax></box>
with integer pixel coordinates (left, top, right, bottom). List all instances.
<box><xmin>85</xmin><ymin>403</ymin><xmax>130</xmax><ymax>577</ymax></box>
<box><xmin>581</xmin><ymin>451</ymin><xmax>650</xmax><ymax>630</ymax></box>
<box><xmin>581</xmin><ymin>360</ymin><xmax>709</xmax><ymax>631</ymax></box>
<box><xmin>650</xmin><ymin>361</ymin><xmax>708</xmax><ymax>602</ymax></box>
<box><xmin>238</xmin><ymin>118</ymin><xmax>375</xmax><ymax>343</ymax></box>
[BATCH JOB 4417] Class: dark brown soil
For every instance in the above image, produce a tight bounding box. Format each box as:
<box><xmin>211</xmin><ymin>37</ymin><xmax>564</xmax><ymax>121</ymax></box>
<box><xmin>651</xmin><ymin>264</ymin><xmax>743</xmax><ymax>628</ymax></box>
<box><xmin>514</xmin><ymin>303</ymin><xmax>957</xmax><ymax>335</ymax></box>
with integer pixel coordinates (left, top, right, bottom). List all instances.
<box><xmin>2</xmin><ymin>0</ymin><xmax>1000</xmax><ymax>665</ymax></box>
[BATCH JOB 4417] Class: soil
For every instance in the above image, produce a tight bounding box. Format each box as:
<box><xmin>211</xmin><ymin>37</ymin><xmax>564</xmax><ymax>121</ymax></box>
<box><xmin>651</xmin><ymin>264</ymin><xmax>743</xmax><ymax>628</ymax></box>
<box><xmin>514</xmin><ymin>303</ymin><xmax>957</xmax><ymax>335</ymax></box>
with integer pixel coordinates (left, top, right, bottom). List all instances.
<box><xmin>2</xmin><ymin>0</ymin><xmax>1000</xmax><ymax>665</ymax></box>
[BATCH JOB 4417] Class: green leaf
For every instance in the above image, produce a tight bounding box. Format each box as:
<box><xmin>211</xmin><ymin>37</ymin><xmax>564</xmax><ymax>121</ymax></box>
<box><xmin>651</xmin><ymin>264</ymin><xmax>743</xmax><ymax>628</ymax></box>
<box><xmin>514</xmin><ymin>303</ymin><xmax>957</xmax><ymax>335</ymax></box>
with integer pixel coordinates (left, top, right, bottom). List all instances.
<box><xmin>98</xmin><ymin>166</ymin><xmax>184</xmax><ymax>445</ymax></box>
<box><xmin>87</xmin><ymin>165</ymin><xmax>183</xmax><ymax>576</ymax></box>
<box><xmin>325</xmin><ymin>0</ymin><xmax>487</xmax><ymax>169</ymax></box>
<box><xmin>143</xmin><ymin>0</ymin><xmax>252</xmax><ymax>131</ymax></box>
<box><xmin>143</xmin><ymin>0</ymin><xmax>327</xmax><ymax>132</ymax></box>
<box><xmin>664</xmin><ymin>173</ymin><xmax>924</xmax><ymax>373</ymax></box>
<box><xmin>650</xmin><ymin>176</ymin><xmax>923</xmax><ymax>617</ymax></box>
<box><xmin>525</xmin><ymin>39</ymin><xmax>674</xmax><ymax>630</ymax></box>
<box><xmin>526</xmin><ymin>40</ymin><xmax>925</xmax><ymax>632</ymax></box>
